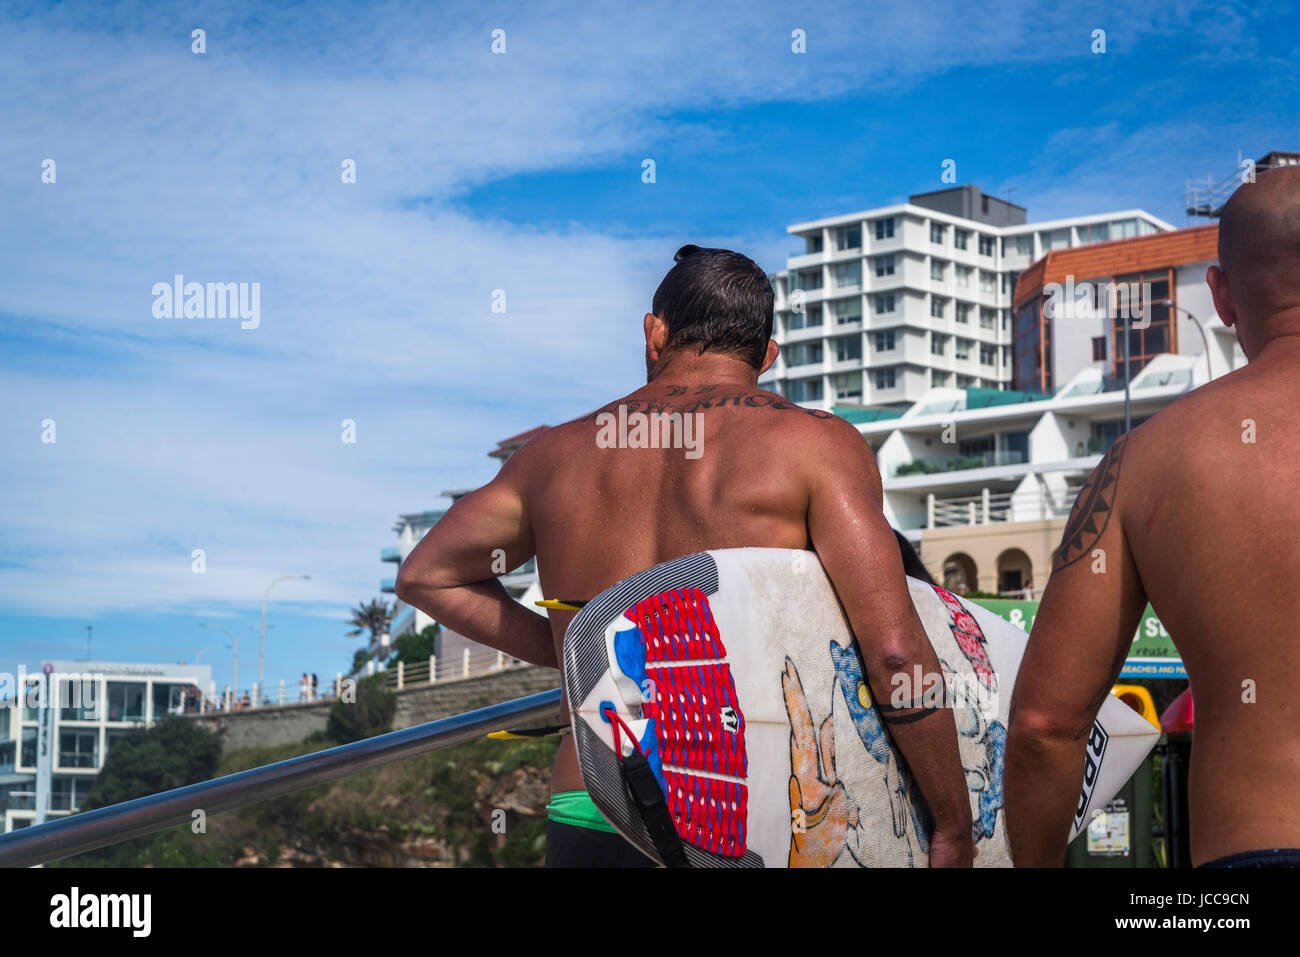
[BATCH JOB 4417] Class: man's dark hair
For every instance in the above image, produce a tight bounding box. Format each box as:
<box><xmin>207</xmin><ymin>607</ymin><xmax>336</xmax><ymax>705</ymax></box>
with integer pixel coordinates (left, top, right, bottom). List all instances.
<box><xmin>650</xmin><ymin>244</ymin><xmax>775</xmax><ymax>369</ymax></box>
<box><xmin>894</xmin><ymin>530</ymin><xmax>936</xmax><ymax>586</ymax></box>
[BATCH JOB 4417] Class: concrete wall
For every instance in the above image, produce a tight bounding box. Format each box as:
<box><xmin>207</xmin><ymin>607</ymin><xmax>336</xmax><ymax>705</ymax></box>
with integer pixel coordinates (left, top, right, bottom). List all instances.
<box><xmin>186</xmin><ymin>665</ymin><xmax>562</xmax><ymax>753</ymax></box>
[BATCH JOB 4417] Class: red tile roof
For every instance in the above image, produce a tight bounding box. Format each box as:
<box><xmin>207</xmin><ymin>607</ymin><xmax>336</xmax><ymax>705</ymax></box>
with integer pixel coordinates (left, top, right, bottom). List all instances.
<box><xmin>1012</xmin><ymin>224</ymin><xmax>1219</xmax><ymax>309</ymax></box>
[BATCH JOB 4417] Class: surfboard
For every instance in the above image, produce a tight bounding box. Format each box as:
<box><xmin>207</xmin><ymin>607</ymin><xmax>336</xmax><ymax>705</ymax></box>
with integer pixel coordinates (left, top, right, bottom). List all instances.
<box><xmin>563</xmin><ymin>547</ymin><xmax>1159</xmax><ymax>868</ymax></box>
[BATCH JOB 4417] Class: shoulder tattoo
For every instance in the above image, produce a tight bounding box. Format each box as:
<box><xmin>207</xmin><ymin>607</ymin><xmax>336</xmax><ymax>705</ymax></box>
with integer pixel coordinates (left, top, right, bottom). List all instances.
<box><xmin>1053</xmin><ymin>435</ymin><xmax>1128</xmax><ymax>573</ymax></box>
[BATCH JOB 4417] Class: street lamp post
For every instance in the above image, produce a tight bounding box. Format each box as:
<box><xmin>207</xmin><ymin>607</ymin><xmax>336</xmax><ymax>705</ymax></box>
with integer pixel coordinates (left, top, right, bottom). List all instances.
<box><xmin>1157</xmin><ymin>299</ymin><xmax>1213</xmax><ymax>383</ymax></box>
<box><xmin>199</xmin><ymin>623</ymin><xmax>259</xmax><ymax>698</ymax></box>
<box><xmin>260</xmin><ymin>575</ymin><xmax>310</xmax><ymax>703</ymax></box>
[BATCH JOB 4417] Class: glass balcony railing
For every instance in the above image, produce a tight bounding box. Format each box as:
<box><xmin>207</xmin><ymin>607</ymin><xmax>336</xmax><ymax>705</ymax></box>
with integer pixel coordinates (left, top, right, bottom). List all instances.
<box><xmin>892</xmin><ymin>450</ymin><xmax>1027</xmax><ymax>477</ymax></box>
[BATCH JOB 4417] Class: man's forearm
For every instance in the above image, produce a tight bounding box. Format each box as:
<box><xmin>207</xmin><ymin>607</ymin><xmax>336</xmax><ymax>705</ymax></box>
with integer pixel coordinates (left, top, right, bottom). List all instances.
<box><xmin>398</xmin><ymin>576</ymin><xmax>558</xmax><ymax>669</ymax></box>
<box><xmin>863</xmin><ymin>637</ymin><xmax>973</xmax><ymax>837</ymax></box>
<box><xmin>1005</xmin><ymin>726</ymin><xmax>1083</xmax><ymax>866</ymax></box>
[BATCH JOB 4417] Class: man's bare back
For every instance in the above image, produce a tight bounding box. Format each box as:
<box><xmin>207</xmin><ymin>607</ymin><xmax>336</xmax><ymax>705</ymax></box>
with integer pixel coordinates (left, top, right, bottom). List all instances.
<box><xmin>514</xmin><ymin>378</ymin><xmax>842</xmax><ymax>792</ymax></box>
<box><xmin>1126</xmin><ymin>347</ymin><xmax>1300</xmax><ymax>861</ymax></box>
<box><xmin>1007</xmin><ymin>166</ymin><xmax>1300</xmax><ymax>866</ymax></box>
<box><xmin>398</xmin><ymin>245</ymin><xmax>978</xmax><ymax>865</ymax></box>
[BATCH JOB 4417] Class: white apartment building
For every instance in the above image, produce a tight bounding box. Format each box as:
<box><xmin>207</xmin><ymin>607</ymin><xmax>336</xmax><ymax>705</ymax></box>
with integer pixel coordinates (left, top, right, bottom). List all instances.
<box><xmin>379</xmin><ymin>429</ymin><xmax>544</xmax><ymax>669</ymax></box>
<box><xmin>0</xmin><ymin>660</ymin><xmax>212</xmax><ymax>833</ymax></box>
<box><xmin>761</xmin><ymin>185</ymin><xmax>1172</xmax><ymax>409</ymax></box>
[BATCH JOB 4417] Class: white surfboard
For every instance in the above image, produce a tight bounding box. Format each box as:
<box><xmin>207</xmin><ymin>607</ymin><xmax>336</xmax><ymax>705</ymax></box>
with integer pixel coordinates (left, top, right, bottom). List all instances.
<box><xmin>563</xmin><ymin>547</ymin><xmax>1159</xmax><ymax>867</ymax></box>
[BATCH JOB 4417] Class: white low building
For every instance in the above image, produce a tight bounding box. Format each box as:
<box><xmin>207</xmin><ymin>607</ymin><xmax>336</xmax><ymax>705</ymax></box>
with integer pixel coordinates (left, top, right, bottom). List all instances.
<box><xmin>0</xmin><ymin>660</ymin><xmax>211</xmax><ymax>833</ymax></box>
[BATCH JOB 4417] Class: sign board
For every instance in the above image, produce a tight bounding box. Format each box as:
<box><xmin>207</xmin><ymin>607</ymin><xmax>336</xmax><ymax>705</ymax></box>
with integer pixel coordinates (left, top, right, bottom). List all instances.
<box><xmin>969</xmin><ymin>599</ymin><xmax>1186</xmax><ymax>679</ymax></box>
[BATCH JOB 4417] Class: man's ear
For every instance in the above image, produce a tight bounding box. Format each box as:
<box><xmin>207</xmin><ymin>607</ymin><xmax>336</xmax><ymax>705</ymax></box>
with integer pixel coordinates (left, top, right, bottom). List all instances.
<box><xmin>1207</xmin><ymin>265</ymin><xmax>1237</xmax><ymax>329</ymax></box>
<box><xmin>644</xmin><ymin>312</ymin><xmax>669</xmax><ymax>362</ymax></box>
<box><xmin>758</xmin><ymin>339</ymin><xmax>780</xmax><ymax>376</ymax></box>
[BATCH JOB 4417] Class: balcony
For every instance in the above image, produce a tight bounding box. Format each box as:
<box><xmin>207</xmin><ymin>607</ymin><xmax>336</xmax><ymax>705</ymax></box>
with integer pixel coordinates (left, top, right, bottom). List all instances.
<box><xmin>926</xmin><ymin>483</ymin><xmax>1083</xmax><ymax>529</ymax></box>
<box><xmin>892</xmin><ymin>450</ymin><xmax>1027</xmax><ymax>478</ymax></box>
<box><xmin>380</xmin><ymin>545</ymin><xmax>401</xmax><ymax>562</ymax></box>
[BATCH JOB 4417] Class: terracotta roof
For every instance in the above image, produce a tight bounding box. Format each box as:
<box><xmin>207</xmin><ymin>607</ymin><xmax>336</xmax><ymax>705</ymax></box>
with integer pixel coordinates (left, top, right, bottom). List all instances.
<box><xmin>1012</xmin><ymin>224</ymin><xmax>1219</xmax><ymax>309</ymax></box>
<box><xmin>489</xmin><ymin>425</ymin><xmax>550</xmax><ymax>460</ymax></box>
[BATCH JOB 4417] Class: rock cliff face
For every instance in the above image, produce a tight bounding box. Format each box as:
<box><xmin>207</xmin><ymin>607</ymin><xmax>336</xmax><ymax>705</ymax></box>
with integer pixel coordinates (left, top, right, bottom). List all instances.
<box><xmin>229</xmin><ymin>759</ymin><xmax>555</xmax><ymax>867</ymax></box>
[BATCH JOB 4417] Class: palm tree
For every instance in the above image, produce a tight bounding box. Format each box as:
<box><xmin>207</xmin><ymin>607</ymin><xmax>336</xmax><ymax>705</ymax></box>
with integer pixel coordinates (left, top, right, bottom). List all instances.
<box><xmin>346</xmin><ymin>598</ymin><xmax>394</xmax><ymax>660</ymax></box>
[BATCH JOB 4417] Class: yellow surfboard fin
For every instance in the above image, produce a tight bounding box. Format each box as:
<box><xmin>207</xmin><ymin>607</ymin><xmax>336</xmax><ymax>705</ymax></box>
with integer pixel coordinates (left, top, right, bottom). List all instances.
<box><xmin>535</xmin><ymin>599</ymin><xmax>585</xmax><ymax>611</ymax></box>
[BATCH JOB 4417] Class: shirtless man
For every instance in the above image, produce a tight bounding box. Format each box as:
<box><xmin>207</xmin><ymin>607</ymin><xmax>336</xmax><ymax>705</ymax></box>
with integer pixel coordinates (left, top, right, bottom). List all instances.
<box><xmin>1006</xmin><ymin>166</ymin><xmax>1300</xmax><ymax>868</ymax></box>
<box><xmin>396</xmin><ymin>245</ymin><xmax>975</xmax><ymax>867</ymax></box>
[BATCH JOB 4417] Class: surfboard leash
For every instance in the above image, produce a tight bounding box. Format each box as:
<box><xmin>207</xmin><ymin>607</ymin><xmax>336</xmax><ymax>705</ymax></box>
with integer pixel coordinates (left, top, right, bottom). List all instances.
<box><xmin>602</xmin><ymin>705</ymin><xmax>691</xmax><ymax>869</ymax></box>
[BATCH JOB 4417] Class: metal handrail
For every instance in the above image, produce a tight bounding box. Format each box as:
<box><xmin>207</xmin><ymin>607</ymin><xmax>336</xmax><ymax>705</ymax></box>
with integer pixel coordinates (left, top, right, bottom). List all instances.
<box><xmin>0</xmin><ymin>687</ymin><xmax>563</xmax><ymax>869</ymax></box>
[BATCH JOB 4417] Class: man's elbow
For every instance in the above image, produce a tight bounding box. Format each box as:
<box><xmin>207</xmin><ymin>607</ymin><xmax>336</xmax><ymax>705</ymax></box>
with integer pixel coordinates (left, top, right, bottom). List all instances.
<box><xmin>394</xmin><ymin>561</ymin><xmax>437</xmax><ymax>611</ymax></box>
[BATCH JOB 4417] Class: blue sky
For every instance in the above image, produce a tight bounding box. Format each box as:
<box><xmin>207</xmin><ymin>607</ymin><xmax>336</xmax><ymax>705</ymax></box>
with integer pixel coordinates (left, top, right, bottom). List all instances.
<box><xmin>2</xmin><ymin>0</ymin><xmax>1298</xmax><ymax>692</ymax></box>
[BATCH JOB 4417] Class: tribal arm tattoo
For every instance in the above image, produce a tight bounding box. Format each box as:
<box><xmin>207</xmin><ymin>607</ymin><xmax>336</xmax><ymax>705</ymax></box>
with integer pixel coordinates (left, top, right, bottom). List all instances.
<box><xmin>1053</xmin><ymin>436</ymin><xmax>1128</xmax><ymax>574</ymax></box>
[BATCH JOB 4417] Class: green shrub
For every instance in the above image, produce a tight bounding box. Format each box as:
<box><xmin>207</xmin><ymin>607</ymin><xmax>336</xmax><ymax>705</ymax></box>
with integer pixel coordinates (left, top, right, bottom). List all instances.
<box><xmin>326</xmin><ymin>673</ymin><xmax>396</xmax><ymax>744</ymax></box>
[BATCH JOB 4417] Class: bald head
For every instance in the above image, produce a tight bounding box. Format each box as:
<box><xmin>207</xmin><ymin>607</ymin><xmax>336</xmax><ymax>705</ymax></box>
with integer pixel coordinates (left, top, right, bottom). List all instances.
<box><xmin>1208</xmin><ymin>166</ymin><xmax>1300</xmax><ymax>357</ymax></box>
<box><xmin>1218</xmin><ymin>166</ymin><xmax>1300</xmax><ymax>311</ymax></box>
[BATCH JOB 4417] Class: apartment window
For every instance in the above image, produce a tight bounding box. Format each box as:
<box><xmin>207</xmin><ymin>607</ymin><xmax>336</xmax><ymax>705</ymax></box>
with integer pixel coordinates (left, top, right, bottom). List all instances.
<box><xmin>980</xmin><ymin>344</ymin><xmax>997</xmax><ymax>366</ymax></box>
<box><xmin>786</xmin><ymin>378</ymin><xmax>823</xmax><ymax>402</ymax></box>
<box><xmin>873</xmin><ymin>330</ymin><xmax>896</xmax><ymax>352</ymax></box>
<box><xmin>1092</xmin><ymin>336</ymin><xmax>1107</xmax><ymax>361</ymax></box>
<box><xmin>930</xmin><ymin>296</ymin><xmax>947</xmax><ymax>319</ymax></box>
<box><xmin>874</xmin><ymin>368</ymin><xmax>897</xmax><ymax>390</ymax></box>
<box><xmin>834</xmin><ymin>335</ymin><xmax>863</xmax><ymax>362</ymax></box>
<box><xmin>836</xmin><ymin>224</ymin><xmax>862</xmax><ymax>251</ymax></box>
<box><xmin>834</xmin><ymin>260</ymin><xmax>862</xmax><ymax>289</ymax></box>
<box><xmin>930</xmin><ymin>259</ymin><xmax>946</xmax><ymax>281</ymax></box>
<box><xmin>786</xmin><ymin>342</ymin><xmax>823</xmax><ymax>366</ymax></box>
<box><xmin>107</xmin><ymin>682</ymin><xmax>146</xmax><ymax>722</ymax></box>
<box><xmin>59</xmin><ymin>730</ymin><xmax>99</xmax><ymax>769</ymax></box>
<box><xmin>930</xmin><ymin>223</ymin><xmax>945</xmax><ymax>244</ymax></box>
<box><xmin>956</xmin><ymin>302</ymin><xmax>972</xmax><ymax>323</ymax></box>
<box><xmin>978</xmin><ymin>234</ymin><xmax>995</xmax><ymax>256</ymax></box>
<box><xmin>833</xmin><ymin>371</ymin><xmax>863</xmax><ymax>401</ymax></box>
<box><xmin>955</xmin><ymin>338</ymin><xmax>972</xmax><ymax>360</ymax></box>
<box><xmin>956</xmin><ymin>374</ymin><xmax>975</xmax><ymax>387</ymax></box>
<box><xmin>874</xmin><ymin>294</ymin><xmax>896</xmax><ymax>314</ymax></box>
<box><xmin>806</xmin><ymin>235</ymin><xmax>824</xmax><ymax>254</ymax></box>
<box><xmin>1081</xmin><ymin>222</ymin><xmax>1110</xmax><ymax>243</ymax></box>
<box><xmin>59</xmin><ymin>678</ymin><xmax>99</xmax><ymax>721</ymax></box>
<box><xmin>874</xmin><ymin>218</ymin><xmax>895</xmax><ymax>240</ymax></box>
<box><xmin>874</xmin><ymin>255</ymin><xmax>895</xmax><ymax>277</ymax></box>
<box><xmin>931</xmin><ymin>369</ymin><xmax>951</xmax><ymax>387</ymax></box>
<box><xmin>932</xmin><ymin>333</ymin><xmax>948</xmax><ymax>356</ymax></box>
<box><xmin>979</xmin><ymin>270</ymin><xmax>997</xmax><ymax>294</ymax></box>
<box><xmin>953</xmin><ymin>229</ymin><xmax>969</xmax><ymax>250</ymax></box>
<box><xmin>1111</xmin><ymin>219</ymin><xmax>1138</xmax><ymax>240</ymax></box>
<box><xmin>154</xmin><ymin>683</ymin><xmax>186</xmax><ymax>719</ymax></box>
<box><xmin>1112</xmin><ymin>268</ymin><xmax>1174</xmax><ymax>380</ymax></box>
<box><xmin>979</xmin><ymin>308</ymin><xmax>996</xmax><ymax>330</ymax></box>
<box><xmin>956</xmin><ymin>265</ymin><xmax>972</xmax><ymax>287</ymax></box>
<box><xmin>788</xmin><ymin>304</ymin><xmax>823</xmax><ymax>331</ymax></box>
<box><xmin>51</xmin><ymin>776</ymin><xmax>95</xmax><ymax>813</ymax></box>
<box><xmin>21</xmin><ymin>727</ymin><xmax>36</xmax><ymax>767</ymax></box>
<box><xmin>832</xmin><ymin>298</ymin><xmax>861</xmax><ymax>325</ymax></box>
<box><xmin>791</xmin><ymin>269</ymin><xmax>822</xmax><ymax>291</ymax></box>
<box><xmin>1016</xmin><ymin>235</ymin><xmax>1033</xmax><ymax>256</ymax></box>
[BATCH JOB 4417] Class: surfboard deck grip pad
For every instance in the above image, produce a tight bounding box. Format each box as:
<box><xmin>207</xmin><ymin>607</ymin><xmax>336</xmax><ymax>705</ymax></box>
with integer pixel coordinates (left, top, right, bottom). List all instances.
<box><xmin>618</xmin><ymin>587</ymin><xmax>749</xmax><ymax>857</ymax></box>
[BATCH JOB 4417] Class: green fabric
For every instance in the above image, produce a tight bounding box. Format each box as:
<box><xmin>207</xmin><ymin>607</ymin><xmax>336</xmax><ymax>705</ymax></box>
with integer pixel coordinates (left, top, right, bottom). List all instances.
<box><xmin>546</xmin><ymin>790</ymin><xmax>618</xmax><ymax>833</ymax></box>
